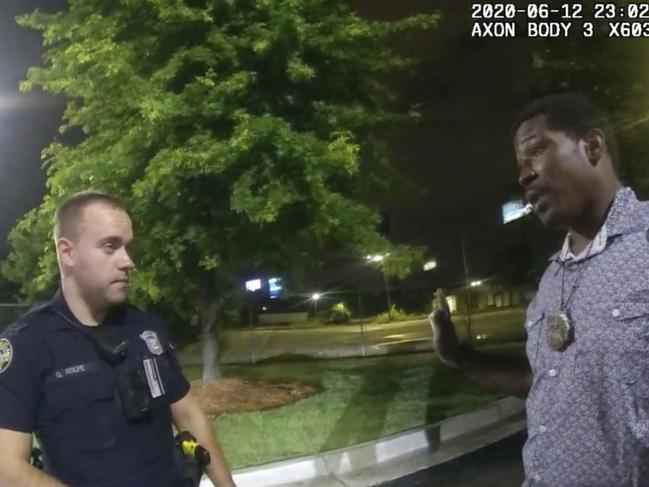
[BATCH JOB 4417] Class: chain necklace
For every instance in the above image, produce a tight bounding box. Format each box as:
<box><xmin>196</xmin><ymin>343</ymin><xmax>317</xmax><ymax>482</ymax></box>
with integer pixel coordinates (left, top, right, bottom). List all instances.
<box><xmin>546</xmin><ymin>240</ymin><xmax>594</xmax><ymax>352</ymax></box>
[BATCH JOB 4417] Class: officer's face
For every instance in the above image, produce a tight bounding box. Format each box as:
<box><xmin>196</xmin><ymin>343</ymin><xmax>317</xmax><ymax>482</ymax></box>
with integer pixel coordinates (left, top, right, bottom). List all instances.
<box><xmin>69</xmin><ymin>202</ymin><xmax>135</xmax><ymax>307</ymax></box>
<box><xmin>514</xmin><ymin>114</ymin><xmax>595</xmax><ymax>228</ymax></box>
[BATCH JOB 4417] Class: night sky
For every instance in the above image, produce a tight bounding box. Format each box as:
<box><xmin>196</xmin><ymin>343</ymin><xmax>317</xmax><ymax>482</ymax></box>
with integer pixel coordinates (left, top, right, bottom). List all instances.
<box><xmin>0</xmin><ymin>0</ymin><xmax>66</xmax><ymax>253</ymax></box>
<box><xmin>0</xmin><ymin>1</ymin><xmax>580</xmax><ymax>285</ymax></box>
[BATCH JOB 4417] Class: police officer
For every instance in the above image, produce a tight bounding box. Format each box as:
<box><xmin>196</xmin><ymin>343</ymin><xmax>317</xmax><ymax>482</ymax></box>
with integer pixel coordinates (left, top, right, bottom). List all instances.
<box><xmin>0</xmin><ymin>191</ymin><xmax>236</xmax><ymax>487</ymax></box>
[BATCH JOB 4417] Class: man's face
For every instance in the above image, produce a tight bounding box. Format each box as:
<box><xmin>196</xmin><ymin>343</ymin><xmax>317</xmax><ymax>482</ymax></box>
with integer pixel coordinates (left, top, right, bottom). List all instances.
<box><xmin>514</xmin><ymin>114</ymin><xmax>593</xmax><ymax>228</ymax></box>
<box><xmin>65</xmin><ymin>202</ymin><xmax>135</xmax><ymax>308</ymax></box>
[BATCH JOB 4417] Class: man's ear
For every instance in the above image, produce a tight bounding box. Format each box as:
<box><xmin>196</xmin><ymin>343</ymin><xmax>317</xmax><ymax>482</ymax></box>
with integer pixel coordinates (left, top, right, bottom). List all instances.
<box><xmin>582</xmin><ymin>128</ymin><xmax>605</xmax><ymax>166</ymax></box>
<box><xmin>57</xmin><ymin>238</ymin><xmax>75</xmax><ymax>267</ymax></box>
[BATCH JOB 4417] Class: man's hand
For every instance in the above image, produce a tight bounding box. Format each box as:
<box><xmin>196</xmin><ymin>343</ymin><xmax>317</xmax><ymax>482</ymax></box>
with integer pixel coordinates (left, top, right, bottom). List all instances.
<box><xmin>428</xmin><ymin>309</ymin><xmax>463</xmax><ymax>368</ymax></box>
<box><xmin>429</xmin><ymin>307</ymin><xmax>533</xmax><ymax>397</ymax></box>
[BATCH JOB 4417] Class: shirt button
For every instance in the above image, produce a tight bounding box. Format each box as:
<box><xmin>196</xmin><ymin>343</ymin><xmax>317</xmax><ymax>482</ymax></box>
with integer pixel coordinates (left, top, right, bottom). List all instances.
<box><xmin>533</xmin><ymin>474</ymin><xmax>541</xmax><ymax>482</ymax></box>
<box><xmin>612</xmin><ymin>308</ymin><xmax>620</xmax><ymax>318</ymax></box>
<box><xmin>527</xmin><ymin>320</ymin><xmax>533</xmax><ymax>328</ymax></box>
<box><xmin>539</xmin><ymin>425</ymin><xmax>547</xmax><ymax>433</ymax></box>
<box><xmin>548</xmin><ymin>369</ymin><xmax>557</xmax><ymax>377</ymax></box>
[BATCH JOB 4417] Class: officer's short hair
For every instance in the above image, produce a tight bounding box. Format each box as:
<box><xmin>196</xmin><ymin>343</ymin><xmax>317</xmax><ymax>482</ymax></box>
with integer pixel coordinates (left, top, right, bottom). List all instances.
<box><xmin>513</xmin><ymin>93</ymin><xmax>620</xmax><ymax>172</ymax></box>
<box><xmin>54</xmin><ymin>191</ymin><xmax>126</xmax><ymax>241</ymax></box>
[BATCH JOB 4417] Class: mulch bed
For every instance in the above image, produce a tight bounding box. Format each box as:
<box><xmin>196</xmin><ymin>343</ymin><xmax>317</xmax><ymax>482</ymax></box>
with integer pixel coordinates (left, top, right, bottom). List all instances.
<box><xmin>191</xmin><ymin>378</ymin><xmax>319</xmax><ymax>416</ymax></box>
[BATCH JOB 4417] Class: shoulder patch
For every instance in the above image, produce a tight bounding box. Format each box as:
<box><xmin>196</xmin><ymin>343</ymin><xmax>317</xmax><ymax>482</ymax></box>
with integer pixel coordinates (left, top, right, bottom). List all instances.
<box><xmin>140</xmin><ymin>330</ymin><xmax>164</xmax><ymax>355</ymax></box>
<box><xmin>0</xmin><ymin>338</ymin><xmax>13</xmax><ymax>374</ymax></box>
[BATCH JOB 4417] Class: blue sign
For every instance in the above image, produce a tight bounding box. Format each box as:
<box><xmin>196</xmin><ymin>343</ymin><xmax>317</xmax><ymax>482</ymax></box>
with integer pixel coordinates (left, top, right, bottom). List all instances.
<box><xmin>268</xmin><ymin>277</ymin><xmax>282</xmax><ymax>299</ymax></box>
<box><xmin>502</xmin><ymin>199</ymin><xmax>532</xmax><ymax>224</ymax></box>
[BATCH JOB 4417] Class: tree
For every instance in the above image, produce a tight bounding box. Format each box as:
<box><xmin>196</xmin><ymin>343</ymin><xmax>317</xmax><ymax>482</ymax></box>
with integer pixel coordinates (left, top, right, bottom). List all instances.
<box><xmin>5</xmin><ymin>0</ymin><xmax>436</xmax><ymax>379</ymax></box>
<box><xmin>365</xmin><ymin>246</ymin><xmax>424</xmax><ymax>321</ymax></box>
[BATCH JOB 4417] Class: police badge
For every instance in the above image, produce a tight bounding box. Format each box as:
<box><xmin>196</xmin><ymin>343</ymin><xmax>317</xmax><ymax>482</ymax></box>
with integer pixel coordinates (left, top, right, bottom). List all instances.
<box><xmin>0</xmin><ymin>338</ymin><xmax>13</xmax><ymax>374</ymax></box>
<box><xmin>139</xmin><ymin>330</ymin><xmax>164</xmax><ymax>355</ymax></box>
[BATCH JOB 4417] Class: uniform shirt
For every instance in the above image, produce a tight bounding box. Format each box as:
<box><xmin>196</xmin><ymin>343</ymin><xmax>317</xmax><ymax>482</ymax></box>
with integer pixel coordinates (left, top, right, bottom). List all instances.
<box><xmin>0</xmin><ymin>290</ymin><xmax>190</xmax><ymax>487</ymax></box>
<box><xmin>524</xmin><ymin>187</ymin><xmax>649</xmax><ymax>487</ymax></box>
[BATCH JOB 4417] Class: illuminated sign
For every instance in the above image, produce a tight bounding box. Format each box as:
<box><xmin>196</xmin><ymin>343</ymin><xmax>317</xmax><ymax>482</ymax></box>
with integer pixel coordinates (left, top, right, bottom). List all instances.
<box><xmin>423</xmin><ymin>260</ymin><xmax>437</xmax><ymax>271</ymax></box>
<box><xmin>502</xmin><ymin>199</ymin><xmax>532</xmax><ymax>224</ymax></box>
<box><xmin>268</xmin><ymin>277</ymin><xmax>282</xmax><ymax>299</ymax></box>
<box><xmin>245</xmin><ymin>279</ymin><xmax>262</xmax><ymax>292</ymax></box>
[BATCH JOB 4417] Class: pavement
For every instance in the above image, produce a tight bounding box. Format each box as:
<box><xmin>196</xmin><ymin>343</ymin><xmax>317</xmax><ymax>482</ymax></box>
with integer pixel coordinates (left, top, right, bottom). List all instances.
<box><xmin>200</xmin><ymin>396</ymin><xmax>527</xmax><ymax>487</ymax></box>
<box><xmin>215</xmin><ymin>309</ymin><xmax>526</xmax><ymax>365</ymax></box>
<box><xmin>377</xmin><ymin>429</ymin><xmax>526</xmax><ymax>487</ymax></box>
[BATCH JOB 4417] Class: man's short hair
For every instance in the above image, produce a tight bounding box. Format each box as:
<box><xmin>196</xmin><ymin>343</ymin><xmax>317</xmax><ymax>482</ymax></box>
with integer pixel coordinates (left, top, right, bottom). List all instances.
<box><xmin>513</xmin><ymin>93</ymin><xmax>620</xmax><ymax>170</ymax></box>
<box><xmin>54</xmin><ymin>191</ymin><xmax>125</xmax><ymax>241</ymax></box>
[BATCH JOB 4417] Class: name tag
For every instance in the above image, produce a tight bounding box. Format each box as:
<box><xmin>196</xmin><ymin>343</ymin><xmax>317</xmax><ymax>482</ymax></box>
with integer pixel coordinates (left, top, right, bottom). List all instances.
<box><xmin>143</xmin><ymin>357</ymin><xmax>165</xmax><ymax>399</ymax></box>
<box><xmin>50</xmin><ymin>362</ymin><xmax>98</xmax><ymax>382</ymax></box>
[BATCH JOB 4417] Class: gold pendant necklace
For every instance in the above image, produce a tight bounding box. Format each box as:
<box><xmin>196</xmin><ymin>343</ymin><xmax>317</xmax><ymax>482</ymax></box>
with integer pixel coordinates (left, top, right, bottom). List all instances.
<box><xmin>546</xmin><ymin>312</ymin><xmax>573</xmax><ymax>351</ymax></box>
<box><xmin>545</xmin><ymin>241</ymin><xmax>594</xmax><ymax>352</ymax></box>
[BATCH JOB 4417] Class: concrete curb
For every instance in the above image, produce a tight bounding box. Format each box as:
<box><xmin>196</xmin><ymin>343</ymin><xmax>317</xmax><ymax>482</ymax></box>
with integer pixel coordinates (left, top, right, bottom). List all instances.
<box><xmin>200</xmin><ymin>396</ymin><xmax>526</xmax><ymax>487</ymax></box>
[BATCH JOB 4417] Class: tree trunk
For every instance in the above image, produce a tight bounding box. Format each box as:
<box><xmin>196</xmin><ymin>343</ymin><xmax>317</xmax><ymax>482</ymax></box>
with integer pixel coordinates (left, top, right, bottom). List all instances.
<box><xmin>200</xmin><ymin>276</ymin><xmax>222</xmax><ymax>380</ymax></box>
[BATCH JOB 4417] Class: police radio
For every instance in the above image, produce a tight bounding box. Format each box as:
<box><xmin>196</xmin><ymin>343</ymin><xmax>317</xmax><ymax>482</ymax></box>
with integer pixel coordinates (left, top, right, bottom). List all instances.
<box><xmin>89</xmin><ymin>328</ymin><xmax>151</xmax><ymax>420</ymax></box>
<box><xmin>88</xmin><ymin>327</ymin><xmax>129</xmax><ymax>365</ymax></box>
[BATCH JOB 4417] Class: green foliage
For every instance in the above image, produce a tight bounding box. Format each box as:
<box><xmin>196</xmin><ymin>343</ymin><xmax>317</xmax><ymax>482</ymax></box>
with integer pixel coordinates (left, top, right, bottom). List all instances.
<box><xmin>366</xmin><ymin>245</ymin><xmax>426</xmax><ymax>281</ymax></box>
<box><xmin>182</xmin><ymin>352</ymin><xmax>508</xmax><ymax>468</ymax></box>
<box><xmin>6</xmin><ymin>1</ymin><xmax>438</xmax><ymax>331</ymax></box>
<box><xmin>330</xmin><ymin>301</ymin><xmax>350</xmax><ymax>315</ymax></box>
<box><xmin>327</xmin><ymin>301</ymin><xmax>351</xmax><ymax>324</ymax></box>
<box><xmin>372</xmin><ymin>304</ymin><xmax>408</xmax><ymax>324</ymax></box>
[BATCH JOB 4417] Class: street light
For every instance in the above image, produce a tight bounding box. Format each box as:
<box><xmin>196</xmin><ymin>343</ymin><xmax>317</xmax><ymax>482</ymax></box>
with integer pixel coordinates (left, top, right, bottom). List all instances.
<box><xmin>464</xmin><ymin>278</ymin><xmax>484</xmax><ymax>346</ymax></box>
<box><xmin>311</xmin><ymin>292</ymin><xmax>321</xmax><ymax>317</ymax></box>
<box><xmin>243</xmin><ymin>278</ymin><xmax>263</xmax><ymax>364</ymax></box>
<box><xmin>365</xmin><ymin>253</ymin><xmax>392</xmax><ymax>320</ymax></box>
<box><xmin>366</xmin><ymin>253</ymin><xmax>389</xmax><ymax>263</ymax></box>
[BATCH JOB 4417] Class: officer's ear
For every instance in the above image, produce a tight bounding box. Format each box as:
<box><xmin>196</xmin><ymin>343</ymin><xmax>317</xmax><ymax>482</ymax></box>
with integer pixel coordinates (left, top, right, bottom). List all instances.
<box><xmin>57</xmin><ymin>237</ymin><xmax>75</xmax><ymax>267</ymax></box>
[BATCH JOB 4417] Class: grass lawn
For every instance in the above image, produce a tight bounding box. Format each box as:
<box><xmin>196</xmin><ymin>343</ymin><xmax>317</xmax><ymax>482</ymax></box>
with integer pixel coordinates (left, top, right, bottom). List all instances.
<box><xmin>182</xmin><ymin>346</ymin><xmax>525</xmax><ymax>469</ymax></box>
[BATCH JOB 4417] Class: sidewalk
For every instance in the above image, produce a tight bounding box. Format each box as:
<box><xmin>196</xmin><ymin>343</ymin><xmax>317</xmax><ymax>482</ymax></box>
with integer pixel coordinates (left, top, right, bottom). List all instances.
<box><xmin>200</xmin><ymin>396</ymin><xmax>526</xmax><ymax>487</ymax></box>
<box><xmin>378</xmin><ymin>429</ymin><xmax>525</xmax><ymax>487</ymax></box>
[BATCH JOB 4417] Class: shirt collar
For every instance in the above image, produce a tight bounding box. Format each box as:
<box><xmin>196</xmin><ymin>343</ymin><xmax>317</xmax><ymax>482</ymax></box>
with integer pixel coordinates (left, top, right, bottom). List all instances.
<box><xmin>50</xmin><ymin>288</ymin><xmax>125</xmax><ymax>329</ymax></box>
<box><xmin>551</xmin><ymin>187</ymin><xmax>641</xmax><ymax>263</ymax></box>
<box><xmin>558</xmin><ymin>224</ymin><xmax>607</xmax><ymax>263</ymax></box>
<box><xmin>604</xmin><ymin>186</ymin><xmax>644</xmax><ymax>238</ymax></box>
<box><xmin>47</xmin><ymin>288</ymin><xmax>79</xmax><ymax>330</ymax></box>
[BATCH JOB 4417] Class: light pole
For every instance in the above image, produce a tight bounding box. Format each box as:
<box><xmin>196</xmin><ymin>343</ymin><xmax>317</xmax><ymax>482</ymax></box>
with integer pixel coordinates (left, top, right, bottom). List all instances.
<box><xmin>461</xmin><ymin>235</ymin><xmax>473</xmax><ymax>345</ymax></box>
<box><xmin>311</xmin><ymin>292</ymin><xmax>321</xmax><ymax>318</ymax></box>
<box><xmin>356</xmin><ymin>289</ymin><xmax>367</xmax><ymax>357</ymax></box>
<box><xmin>423</xmin><ymin>259</ymin><xmax>438</xmax><ymax>313</ymax></box>
<box><xmin>366</xmin><ymin>253</ymin><xmax>392</xmax><ymax>321</ymax></box>
<box><xmin>244</xmin><ymin>279</ymin><xmax>262</xmax><ymax>364</ymax></box>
